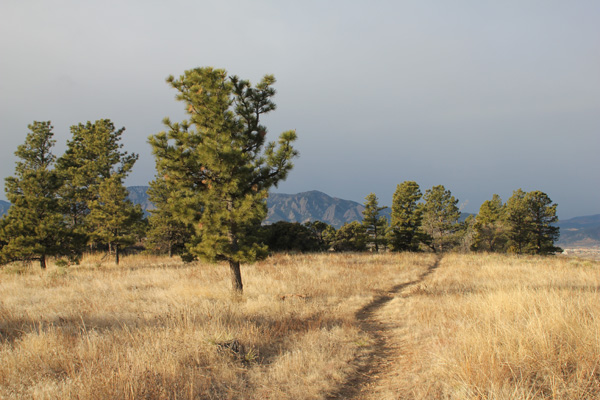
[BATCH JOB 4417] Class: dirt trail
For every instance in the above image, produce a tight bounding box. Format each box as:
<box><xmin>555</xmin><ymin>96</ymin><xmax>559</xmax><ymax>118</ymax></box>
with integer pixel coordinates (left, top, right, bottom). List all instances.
<box><xmin>327</xmin><ymin>256</ymin><xmax>440</xmax><ymax>400</ymax></box>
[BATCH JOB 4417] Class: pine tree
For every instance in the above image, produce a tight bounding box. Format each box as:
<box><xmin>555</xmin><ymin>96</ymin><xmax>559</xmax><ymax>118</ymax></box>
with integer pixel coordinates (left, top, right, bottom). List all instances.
<box><xmin>362</xmin><ymin>193</ymin><xmax>388</xmax><ymax>252</ymax></box>
<box><xmin>421</xmin><ymin>185</ymin><xmax>461</xmax><ymax>253</ymax></box>
<box><xmin>525</xmin><ymin>191</ymin><xmax>561</xmax><ymax>255</ymax></box>
<box><xmin>149</xmin><ymin>67</ymin><xmax>298</xmax><ymax>293</ymax></box>
<box><xmin>304</xmin><ymin>221</ymin><xmax>336</xmax><ymax>251</ymax></box>
<box><xmin>472</xmin><ymin>194</ymin><xmax>508</xmax><ymax>252</ymax></box>
<box><xmin>0</xmin><ymin>122</ymin><xmax>77</xmax><ymax>268</ymax></box>
<box><xmin>505</xmin><ymin>189</ymin><xmax>561</xmax><ymax>255</ymax></box>
<box><xmin>333</xmin><ymin>221</ymin><xmax>367</xmax><ymax>252</ymax></box>
<box><xmin>389</xmin><ymin>181</ymin><xmax>424</xmax><ymax>251</ymax></box>
<box><xmin>56</xmin><ymin>119</ymin><xmax>138</xmax><ymax>246</ymax></box>
<box><xmin>86</xmin><ymin>174</ymin><xmax>145</xmax><ymax>264</ymax></box>
<box><xmin>505</xmin><ymin>189</ymin><xmax>531</xmax><ymax>254</ymax></box>
<box><xmin>146</xmin><ymin>176</ymin><xmax>193</xmax><ymax>258</ymax></box>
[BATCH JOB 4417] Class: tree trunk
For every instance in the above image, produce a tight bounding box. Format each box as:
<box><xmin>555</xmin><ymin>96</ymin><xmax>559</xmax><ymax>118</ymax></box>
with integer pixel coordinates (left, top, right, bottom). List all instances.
<box><xmin>229</xmin><ymin>260</ymin><xmax>243</xmax><ymax>293</ymax></box>
<box><xmin>115</xmin><ymin>244</ymin><xmax>120</xmax><ymax>265</ymax></box>
<box><xmin>40</xmin><ymin>254</ymin><xmax>47</xmax><ymax>269</ymax></box>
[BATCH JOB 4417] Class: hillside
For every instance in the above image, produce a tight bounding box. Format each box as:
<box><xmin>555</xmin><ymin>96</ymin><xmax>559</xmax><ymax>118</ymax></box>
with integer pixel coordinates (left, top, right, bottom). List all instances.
<box><xmin>266</xmin><ymin>190</ymin><xmax>370</xmax><ymax>228</ymax></box>
<box><xmin>557</xmin><ymin>214</ymin><xmax>600</xmax><ymax>248</ymax></box>
<box><xmin>126</xmin><ymin>186</ymin><xmax>154</xmax><ymax>216</ymax></box>
<box><xmin>124</xmin><ymin>187</ymin><xmax>382</xmax><ymax>228</ymax></box>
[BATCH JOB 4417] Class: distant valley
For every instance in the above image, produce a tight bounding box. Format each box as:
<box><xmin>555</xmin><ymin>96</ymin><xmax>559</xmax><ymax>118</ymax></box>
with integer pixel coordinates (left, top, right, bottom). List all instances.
<box><xmin>0</xmin><ymin>187</ymin><xmax>598</xmax><ymax>248</ymax></box>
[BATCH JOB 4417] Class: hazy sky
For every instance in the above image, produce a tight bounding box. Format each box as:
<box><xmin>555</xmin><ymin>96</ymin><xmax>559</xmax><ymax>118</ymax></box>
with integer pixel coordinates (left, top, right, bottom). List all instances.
<box><xmin>1</xmin><ymin>1</ymin><xmax>598</xmax><ymax>219</ymax></box>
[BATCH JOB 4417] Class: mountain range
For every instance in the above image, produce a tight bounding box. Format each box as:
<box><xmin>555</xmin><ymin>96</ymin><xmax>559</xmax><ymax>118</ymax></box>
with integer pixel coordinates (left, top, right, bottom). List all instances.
<box><xmin>0</xmin><ymin>188</ymin><xmax>598</xmax><ymax>248</ymax></box>
<box><xmin>553</xmin><ymin>214</ymin><xmax>600</xmax><ymax>248</ymax></box>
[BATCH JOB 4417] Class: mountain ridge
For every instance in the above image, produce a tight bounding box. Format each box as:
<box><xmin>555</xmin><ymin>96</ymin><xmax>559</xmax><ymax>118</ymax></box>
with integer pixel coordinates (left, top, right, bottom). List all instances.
<box><xmin>0</xmin><ymin>188</ymin><xmax>598</xmax><ymax>248</ymax></box>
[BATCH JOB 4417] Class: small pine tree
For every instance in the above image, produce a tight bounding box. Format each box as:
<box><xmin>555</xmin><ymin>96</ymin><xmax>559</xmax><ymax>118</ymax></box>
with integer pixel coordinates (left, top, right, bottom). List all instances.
<box><xmin>362</xmin><ymin>193</ymin><xmax>388</xmax><ymax>252</ymax></box>
<box><xmin>87</xmin><ymin>174</ymin><xmax>145</xmax><ymax>264</ymax></box>
<box><xmin>0</xmin><ymin>122</ymin><xmax>78</xmax><ymax>268</ymax></box>
<box><xmin>333</xmin><ymin>221</ymin><xmax>368</xmax><ymax>252</ymax></box>
<box><xmin>304</xmin><ymin>221</ymin><xmax>336</xmax><ymax>251</ymax></box>
<box><xmin>146</xmin><ymin>176</ymin><xmax>194</xmax><ymax>258</ymax></box>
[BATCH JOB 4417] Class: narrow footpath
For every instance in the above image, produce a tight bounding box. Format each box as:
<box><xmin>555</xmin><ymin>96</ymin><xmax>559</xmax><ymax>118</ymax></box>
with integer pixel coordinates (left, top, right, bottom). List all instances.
<box><xmin>327</xmin><ymin>257</ymin><xmax>441</xmax><ymax>400</ymax></box>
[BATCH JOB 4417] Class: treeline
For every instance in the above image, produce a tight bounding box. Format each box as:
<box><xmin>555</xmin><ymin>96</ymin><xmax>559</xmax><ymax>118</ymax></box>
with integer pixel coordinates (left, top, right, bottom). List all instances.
<box><xmin>0</xmin><ymin>120</ymin><xmax>145</xmax><ymax>268</ymax></box>
<box><xmin>0</xmin><ymin>120</ymin><xmax>561</xmax><ymax>270</ymax></box>
<box><xmin>0</xmin><ymin>67</ymin><xmax>298</xmax><ymax>285</ymax></box>
<box><xmin>258</xmin><ymin>182</ymin><xmax>561</xmax><ymax>256</ymax></box>
<box><xmin>0</xmin><ymin>66</ymin><xmax>561</xmax><ymax>277</ymax></box>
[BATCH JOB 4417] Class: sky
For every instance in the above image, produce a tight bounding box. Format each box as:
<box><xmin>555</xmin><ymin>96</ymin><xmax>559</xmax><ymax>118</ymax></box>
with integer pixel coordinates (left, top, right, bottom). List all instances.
<box><xmin>1</xmin><ymin>0</ymin><xmax>598</xmax><ymax>219</ymax></box>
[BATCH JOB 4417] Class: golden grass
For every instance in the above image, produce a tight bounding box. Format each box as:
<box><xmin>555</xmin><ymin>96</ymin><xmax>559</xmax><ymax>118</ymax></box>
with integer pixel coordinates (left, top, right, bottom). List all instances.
<box><xmin>2</xmin><ymin>253</ymin><xmax>598</xmax><ymax>399</ymax></box>
<box><xmin>373</xmin><ymin>253</ymin><xmax>600</xmax><ymax>399</ymax></box>
<box><xmin>0</xmin><ymin>252</ymin><xmax>431</xmax><ymax>399</ymax></box>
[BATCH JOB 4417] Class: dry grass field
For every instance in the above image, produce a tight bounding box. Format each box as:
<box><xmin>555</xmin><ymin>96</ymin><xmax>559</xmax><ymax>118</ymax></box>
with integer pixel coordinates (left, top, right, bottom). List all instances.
<box><xmin>368</xmin><ymin>253</ymin><xmax>600</xmax><ymax>399</ymax></box>
<box><xmin>0</xmin><ymin>252</ymin><xmax>598</xmax><ymax>399</ymax></box>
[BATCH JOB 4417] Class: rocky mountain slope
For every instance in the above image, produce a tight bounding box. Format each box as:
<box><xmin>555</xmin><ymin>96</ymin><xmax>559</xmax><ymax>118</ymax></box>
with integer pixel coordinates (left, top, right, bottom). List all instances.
<box><xmin>266</xmin><ymin>190</ymin><xmax>374</xmax><ymax>228</ymax></box>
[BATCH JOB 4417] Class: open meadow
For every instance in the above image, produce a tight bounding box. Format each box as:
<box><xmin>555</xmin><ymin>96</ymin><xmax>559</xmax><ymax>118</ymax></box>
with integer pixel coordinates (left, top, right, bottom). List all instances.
<box><xmin>0</xmin><ymin>252</ymin><xmax>599</xmax><ymax>399</ymax></box>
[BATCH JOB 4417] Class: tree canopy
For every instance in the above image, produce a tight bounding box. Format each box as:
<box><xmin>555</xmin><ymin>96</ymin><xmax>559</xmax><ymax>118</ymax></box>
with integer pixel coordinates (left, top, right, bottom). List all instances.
<box><xmin>149</xmin><ymin>67</ymin><xmax>298</xmax><ymax>292</ymax></box>
<box><xmin>421</xmin><ymin>185</ymin><xmax>461</xmax><ymax>252</ymax></box>
<box><xmin>0</xmin><ymin>122</ymin><xmax>77</xmax><ymax>268</ymax></box>
<box><xmin>362</xmin><ymin>193</ymin><xmax>388</xmax><ymax>252</ymax></box>
<box><xmin>389</xmin><ymin>181</ymin><xmax>424</xmax><ymax>251</ymax></box>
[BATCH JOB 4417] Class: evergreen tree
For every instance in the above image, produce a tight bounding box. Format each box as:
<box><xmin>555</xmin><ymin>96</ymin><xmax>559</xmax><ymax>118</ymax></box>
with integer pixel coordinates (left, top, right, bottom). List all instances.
<box><xmin>458</xmin><ymin>214</ymin><xmax>477</xmax><ymax>253</ymax></box>
<box><xmin>149</xmin><ymin>67</ymin><xmax>298</xmax><ymax>293</ymax></box>
<box><xmin>525</xmin><ymin>190</ymin><xmax>561</xmax><ymax>255</ymax></box>
<box><xmin>56</xmin><ymin>119</ymin><xmax>138</xmax><ymax>246</ymax></box>
<box><xmin>333</xmin><ymin>221</ymin><xmax>367</xmax><ymax>252</ymax></box>
<box><xmin>506</xmin><ymin>189</ymin><xmax>561</xmax><ymax>255</ymax></box>
<box><xmin>304</xmin><ymin>221</ymin><xmax>336</xmax><ymax>251</ymax></box>
<box><xmin>421</xmin><ymin>185</ymin><xmax>461</xmax><ymax>252</ymax></box>
<box><xmin>261</xmin><ymin>221</ymin><xmax>320</xmax><ymax>252</ymax></box>
<box><xmin>362</xmin><ymin>193</ymin><xmax>388</xmax><ymax>252</ymax></box>
<box><xmin>505</xmin><ymin>189</ymin><xmax>531</xmax><ymax>254</ymax></box>
<box><xmin>0</xmin><ymin>122</ymin><xmax>77</xmax><ymax>268</ymax></box>
<box><xmin>472</xmin><ymin>194</ymin><xmax>508</xmax><ymax>252</ymax></box>
<box><xmin>87</xmin><ymin>174</ymin><xmax>145</xmax><ymax>264</ymax></box>
<box><xmin>389</xmin><ymin>181</ymin><xmax>424</xmax><ymax>251</ymax></box>
<box><xmin>146</xmin><ymin>176</ymin><xmax>193</xmax><ymax>258</ymax></box>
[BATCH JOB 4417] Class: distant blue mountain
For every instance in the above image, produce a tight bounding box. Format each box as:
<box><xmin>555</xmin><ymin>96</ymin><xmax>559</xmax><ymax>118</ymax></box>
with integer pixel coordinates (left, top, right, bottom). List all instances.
<box><xmin>0</xmin><ymin>188</ymin><xmax>598</xmax><ymax>248</ymax></box>
<box><xmin>557</xmin><ymin>214</ymin><xmax>600</xmax><ymax>248</ymax></box>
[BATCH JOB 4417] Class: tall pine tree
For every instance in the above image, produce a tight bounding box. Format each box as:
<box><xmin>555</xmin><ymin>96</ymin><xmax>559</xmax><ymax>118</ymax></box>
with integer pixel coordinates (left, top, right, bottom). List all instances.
<box><xmin>389</xmin><ymin>181</ymin><xmax>424</xmax><ymax>251</ymax></box>
<box><xmin>505</xmin><ymin>189</ymin><xmax>531</xmax><ymax>254</ymax></box>
<box><xmin>525</xmin><ymin>191</ymin><xmax>561</xmax><ymax>255</ymax></box>
<box><xmin>149</xmin><ymin>67</ymin><xmax>297</xmax><ymax>293</ymax></box>
<box><xmin>505</xmin><ymin>189</ymin><xmax>561</xmax><ymax>255</ymax></box>
<box><xmin>362</xmin><ymin>193</ymin><xmax>388</xmax><ymax>252</ymax></box>
<box><xmin>472</xmin><ymin>194</ymin><xmax>508</xmax><ymax>252</ymax></box>
<box><xmin>421</xmin><ymin>185</ymin><xmax>461</xmax><ymax>253</ymax></box>
<box><xmin>0</xmin><ymin>122</ymin><xmax>77</xmax><ymax>268</ymax></box>
<box><xmin>56</xmin><ymin>119</ymin><xmax>138</xmax><ymax>247</ymax></box>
